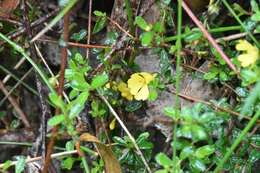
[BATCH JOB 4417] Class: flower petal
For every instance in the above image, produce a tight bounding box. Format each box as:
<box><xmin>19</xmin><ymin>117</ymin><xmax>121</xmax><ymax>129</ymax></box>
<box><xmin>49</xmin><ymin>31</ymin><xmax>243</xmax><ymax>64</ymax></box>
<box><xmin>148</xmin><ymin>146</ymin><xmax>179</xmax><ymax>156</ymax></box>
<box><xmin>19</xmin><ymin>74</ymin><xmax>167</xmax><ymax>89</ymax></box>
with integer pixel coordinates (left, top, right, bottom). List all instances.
<box><xmin>238</xmin><ymin>54</ymin><xmax>253</xmax><ymax>67</ymax></box>
<box><xmin>128</xmin><ymin>73</ymin><xmax>145</xmax><ymax>95</ymax></box>
<box><xmin>236</xmin><ymin>40</ymin><xmax>254</xmax><ymax>51</ymax></box>
<box><xmin>139</xmin><ymin>72</ymin><xmax>155</xmax><ymax>84</ymax></box>
<box><xmin>134</xmin><ymin>85</ymin><xmax>149</xmax><ymax>101</ymax></box>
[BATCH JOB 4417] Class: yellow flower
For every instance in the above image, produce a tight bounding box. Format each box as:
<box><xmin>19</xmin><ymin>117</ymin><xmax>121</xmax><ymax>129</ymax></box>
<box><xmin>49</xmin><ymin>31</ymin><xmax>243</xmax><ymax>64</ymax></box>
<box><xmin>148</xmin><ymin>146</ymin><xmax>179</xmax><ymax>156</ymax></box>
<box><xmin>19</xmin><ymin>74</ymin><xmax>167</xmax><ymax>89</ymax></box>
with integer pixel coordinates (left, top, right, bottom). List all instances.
<box><xmin>117</xmin><ymin>82</ymin><xmax>133</xmax><ymax>101</ymax></box>
<box><xmin>127</xmin><ymin>72</ymin><xmax>155</xmax><ymax>101</ymax></box>
<box><xmin>236</xmin><ymin>40</ymin><xmax>259</xmax><ymax>67</ymax></box>
<box><xmin>109</xmin><ymin>118</ymin><xmax>116</xmax><ymax>130</ymax></box>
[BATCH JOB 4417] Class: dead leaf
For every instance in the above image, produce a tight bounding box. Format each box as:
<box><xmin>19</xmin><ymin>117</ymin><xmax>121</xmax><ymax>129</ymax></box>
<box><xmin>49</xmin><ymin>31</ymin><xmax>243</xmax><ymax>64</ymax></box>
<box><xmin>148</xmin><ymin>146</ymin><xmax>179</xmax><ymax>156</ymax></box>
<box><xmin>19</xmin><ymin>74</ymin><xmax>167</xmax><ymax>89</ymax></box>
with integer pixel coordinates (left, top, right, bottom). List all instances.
<box><xmin>0</xmin><ymin>0</ymin><xmax>20</xmax><ymax>18</ymax></box>
<box><xmin>80</xmin><ymin>133</ymin><xmax>122</xmax><ymax>173</ymax></box>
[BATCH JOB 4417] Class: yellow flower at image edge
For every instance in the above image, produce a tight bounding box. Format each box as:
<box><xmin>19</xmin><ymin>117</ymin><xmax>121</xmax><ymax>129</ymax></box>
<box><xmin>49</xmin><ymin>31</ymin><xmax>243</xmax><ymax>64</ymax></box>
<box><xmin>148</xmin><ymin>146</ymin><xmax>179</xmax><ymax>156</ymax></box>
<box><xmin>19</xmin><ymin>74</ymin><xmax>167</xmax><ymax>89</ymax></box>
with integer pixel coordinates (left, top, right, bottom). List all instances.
<box><xmin>118</xmin><ymin>82</ymin><xmax>133</xmax><ymax>101</ymax></box>
<box><xmin>236</xmin><ymin>40</ymin><xmax>259</xmax><ymax>67</ymax></box>
<box><xmin>127</xmin><ymin>72</ymin><xmax>155</xmax><ymax>101</ymax></box>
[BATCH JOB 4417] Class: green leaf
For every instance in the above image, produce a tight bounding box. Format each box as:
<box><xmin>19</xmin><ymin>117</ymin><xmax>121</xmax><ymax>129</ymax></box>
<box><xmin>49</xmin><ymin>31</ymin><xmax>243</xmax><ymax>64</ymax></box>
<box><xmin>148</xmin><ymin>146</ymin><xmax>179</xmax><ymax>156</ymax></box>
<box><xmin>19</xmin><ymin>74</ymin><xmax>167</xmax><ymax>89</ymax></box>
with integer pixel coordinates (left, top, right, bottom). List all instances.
<box><xmin>140</xmin><ymin>31</ymin><xmax>154</xmax><ymax>46</ymax></box>
<box><xmin>148</xmin><ymin>88</ymin><xmax>158</xmax><ymax>101</ymax></box>
<box><xmin>195</xmin><ymin>145</ymin><xmax>215</xmax><ymax>159</ymax></box>
<box><xmin>91</xmin><ymin>73</ymin><xmax>109</xmax><ymax>89</ymax></box>
<box><xmin>71</xmin><ymin>29</ymin><xmax>87</xmax><ymax>41</ymax></box>
<box><xmin>93</xmin><ymin>14</ymin><xmax>107</xmax><ymax>34</ymax></box>
<box><xmin>113</xmin><ymin>136</ymin><xmax>127</xmax><ymax>146</ymax></box>
<box><xmin>191</xmin><ymin>125</ymin><xmax>208</xmax><ymax>141</ymax></box>
<box><xmin>241</xmin><ymin>69</ymin><xmax>258</xmax><ymax>86</ymax></box>
<box><xmin>155</xmin><ymin>170</ymin><xmax>168</xmax><ymax>173</ymax></box>
<box><xmin>181</xmin><ymin>107</ymin><xmax>193</xmax><ymax>122</ymax></box>
<box><xmin>15</xmin><ymin>156</ymin><xmax>26</xmax><ymax>173</ymax></box>
<box><xmin>189</xmin><ymin>158</ymin><xmax>206</xmax><ymax>172</ymax></box>
<box><xmin>136</xmin><ymin>132</ymin><xmax>153</xmax><ymax>150</ymax></box>
<box><xmin>48</xmin><ymin>114</ymin><xmax>65</xmax><ymax>126</ymax></box>
<box><xmin>65</xmin><ymin>141</ymin><xmax>75</xmax><ymax>151</ymax></box>
<box><xmin>184</xmin><ymin>31</ymin><xmax>202</xmax><ymax>42</ymax></box>
<box><xmin>94</xmin><ymin>10</ymin><xmax>106</xmax><ymax>17</ymax></box>
<box><xmin>204</xmin><ymin>70</ymin><xmax>218</xmax><ymax>80</ymax></box>
<box><xmin>199</xmin><ymin>112</ymin><xmax>216</xmax><ymax>123</ymax></box>
<box><xmin>135</xmin><ymin>16</ymin><xmax>152</xmax><ymax>31</ymax></box>
<box><xmin>69</xmin><ymin>91</ymin><xmax>89</xmax><ymax>119</ymax></box>
<box><xmin>159</xmin><ymin>49</ymin><xmax>171</xmax><ymax>75</ymax></box>
<box><xmin>153</xmin><ymin>22</ymin><xmax>165</xmax><ymax>33</ymax></box>
<box><xmin>155</xmin><ymin>153</ymin><xmax>172</xmax><ymax>168</ymax></box>
<box><xmin>49</xmin><ymin>93</ymin><xmax>65</xmax><ymax>109</ymax></box>
<box><xmin>69</xmin><ymin>89</ymin><xmax>79</xmax><ymax>99</ymax></box>
<box><xmin>125</xmin><ymin>101</ymin><xmax>142</xmax><ymax>112</ymax></box>
<box><xmin>61</xmin><ymin>157</ymin><xmax>76</xmax><ymax>170</ymax></box>
<box><xmin>180</xmin><ymin>146</ymin><xmax>194</xmax><ymax>160</ymax></box>
<box><xmin>219</xmin><ymin>71</ymin><xmax>228</xmax><ymax>81</ymax></box>
<box><xmin>163</xmin><ymin>107</ymin><xmax>179</xmax><ymax>120</ymax></box>
<box><xmin>3</xmin><ymin>160</ymin><xmax>12</xmax><ymax>171</ymax></box>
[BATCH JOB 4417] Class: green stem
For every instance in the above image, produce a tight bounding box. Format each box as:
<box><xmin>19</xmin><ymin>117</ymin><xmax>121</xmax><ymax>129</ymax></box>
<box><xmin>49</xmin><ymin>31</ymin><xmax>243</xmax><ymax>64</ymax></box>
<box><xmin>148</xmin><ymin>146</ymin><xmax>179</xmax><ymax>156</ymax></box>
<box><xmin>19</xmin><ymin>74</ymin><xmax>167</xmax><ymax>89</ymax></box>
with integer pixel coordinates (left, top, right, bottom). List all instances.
<box><xmin>221</xmin><ymin>0</ymin><xmax>260</xmax><ymax>48</ymax></box>
<box><xmin>165</xmin><ymin>25</ymin><xmax>242</xmax><ymax>42</ymax></box>
<box><xmin>124</xmin><ymin>0</ymin><xmax>135</xmax><ymax>35</ymax></box>
<box><xmin>81</xmin><ymin>157</ymin><xmax>90</xmax><ymax>173</ymax></box>
<box><xmin>173</xmin><ymin>0</ymin><xmax>182</xmax><ymax>161</ymax></box>
<box><xmin>213</xmin><ymin>109</ymin><xmax>260</xmax><ymax>173</ymax></box>
<box><xmin>31</xmin><ymin>0</ymin><xmax>79</xmax><ymax>42</ymax></box>
<box><xmin>0</xmin><ymin>32</ymin><xmax>55</xmax><ymax>93</ymax></box>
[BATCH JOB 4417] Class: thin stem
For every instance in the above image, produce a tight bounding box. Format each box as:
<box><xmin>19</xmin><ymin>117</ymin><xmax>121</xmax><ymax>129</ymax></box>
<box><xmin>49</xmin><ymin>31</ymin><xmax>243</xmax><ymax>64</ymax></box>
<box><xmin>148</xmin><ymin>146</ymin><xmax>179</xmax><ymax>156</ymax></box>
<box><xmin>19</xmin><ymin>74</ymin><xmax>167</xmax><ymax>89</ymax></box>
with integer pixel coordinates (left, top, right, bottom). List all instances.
<box><xmin>100</xmin><ymin>95</ymin><xmax>152</xmax><ymax>173</ymax></box>
<box><xmin>0</xmin><ymin>150</ymin><xmax>79</xmax><ymax>169</ymax></box>
<box><xmin>42</xmin><ymin>11</ymin><xmax>70</xmax><ymax>173</ymax></box>
<box><xmin>173</xmin><ymin>0</ymin><xmax>182</xmax><ymax>162</ymax></box>
<box><xmin>0</xmin><ymin>33</ymin><xmax>55</xmax><ymax>93</ymax></box>
<box><xmin>30</xmin><ymin>0</ymin><xmax>78</xmax><ymax>42</ymax></box>
<box><xmin>124</xmin><ymin>0</ymin><xmax>135</xmax><ymax>34</ymax></box>
<box><xmin>86</xmin><ymin>0</ymin><xmax>92</xmax><ymax>59</ymax></box>
<box><xmin>221</xmin><ymin>0</ymin><xmax>260</xmax><ymax>48</ymax></box>
<box><xmin>165</xmin><ymin>25</ymin><xmax>242</xmax><ymax>42</ymax></box>
<box><xmin>181</xmin><ymin>1</ymin><xmax>238</xmax><ymax>74</ymax></box>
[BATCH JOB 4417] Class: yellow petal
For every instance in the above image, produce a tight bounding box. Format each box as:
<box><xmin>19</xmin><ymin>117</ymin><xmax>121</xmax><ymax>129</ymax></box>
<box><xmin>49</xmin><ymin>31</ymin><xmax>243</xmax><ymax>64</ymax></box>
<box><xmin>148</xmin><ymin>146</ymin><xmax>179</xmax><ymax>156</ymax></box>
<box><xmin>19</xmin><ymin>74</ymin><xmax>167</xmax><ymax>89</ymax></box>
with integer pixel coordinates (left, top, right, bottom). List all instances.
<box><xmin>127</xmin><ymin>74</ymin><xmax>145</xmax><ymax>95</ymax></box>
<box><xmin>236</xmin><ymin>40</ymin><xmax>254</xmax><ymax>51</ymax></box>
<box><xmin>134</xmin><ymin>85</ymin><xmax>149</xmax><ymax>101</ymax></box>
<box><xmin>238</xmin><ymin>53</ymin><xmax>258</xmax><ymax>67</ymax></box>
<box><xmin>118</xmin><ymin>82</ymin><xmax>133</xmax><ymax>100</ymax></box>
<box><xmin>118</xmin><ymin>82</ymin><xmax>127</xmax><ymax>92</ymax></box>
<box><xmin>139</xmin><ymin>72</ymin><xmax>155</xmax><ymax>84</ymax></box>
<box><xmin>105</xmin><ymin>82</ymin><xmax>111</xmax><ymax>89</ymax></box>
<box><xmin>109</xmin><ymin>118</ymin><xmax>116</xmax><ymax>130</ymax></box>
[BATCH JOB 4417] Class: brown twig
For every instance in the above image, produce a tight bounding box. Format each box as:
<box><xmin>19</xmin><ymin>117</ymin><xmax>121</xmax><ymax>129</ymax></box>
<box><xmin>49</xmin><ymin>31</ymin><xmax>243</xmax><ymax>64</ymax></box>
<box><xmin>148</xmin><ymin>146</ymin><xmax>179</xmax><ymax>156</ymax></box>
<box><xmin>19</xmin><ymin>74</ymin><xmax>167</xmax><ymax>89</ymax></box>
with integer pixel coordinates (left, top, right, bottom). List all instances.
<box><xmin>0</xmin><ymin>80</ymin><xmax>31</xmax><ymax>128</ymax></box>
<box><xmin>107</xmin><ymin>17</ymin><xmax>135</xmax><ymax>39</ymax></box>
<box><xmin>0</xmin><ymin>8</ymin><xmax>59</xmax><ymax>46</ymax></box>
<box><xmin>36</xmin><ymin>38</ymin><xmax>110</xmax><ymax>49</ymax></box>
<box><xmin>86</xmin><ymin>0</ymin><xmax>92</xmax><ymax>59</ymax></box>
<box><xmin>42</xmin><ymin>12</ymin><xmax>70</xmax><ymax>173</ymax></box>
<box><xmin>169</xmin><ymin>88</ymin><xmax>260</xmax><ymax>124</ymax></box>
<box><xmin>181</xmin><ymin>1</ymin><xmax>238</xmax><ymax>74</ymax></box>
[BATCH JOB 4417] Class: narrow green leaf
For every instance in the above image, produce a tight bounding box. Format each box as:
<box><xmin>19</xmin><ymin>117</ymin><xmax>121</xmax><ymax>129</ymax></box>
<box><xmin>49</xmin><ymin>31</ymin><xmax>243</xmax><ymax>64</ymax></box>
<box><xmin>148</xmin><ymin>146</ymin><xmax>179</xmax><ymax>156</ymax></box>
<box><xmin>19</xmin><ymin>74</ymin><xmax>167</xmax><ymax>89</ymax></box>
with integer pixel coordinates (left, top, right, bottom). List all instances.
<box><xmin>135</xmin><ymin>16</ymin><xmax>152</xmax><ymax>31</ymax></box>
<box><xmin>48</xmin><ymin>114</ymin><xmax>65</xmax><ymax>126</ymax></box>
<box><xmin>15</xmin><ymin>156</ymin><xmax>26</xmax><ymax>173</ymax></box>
